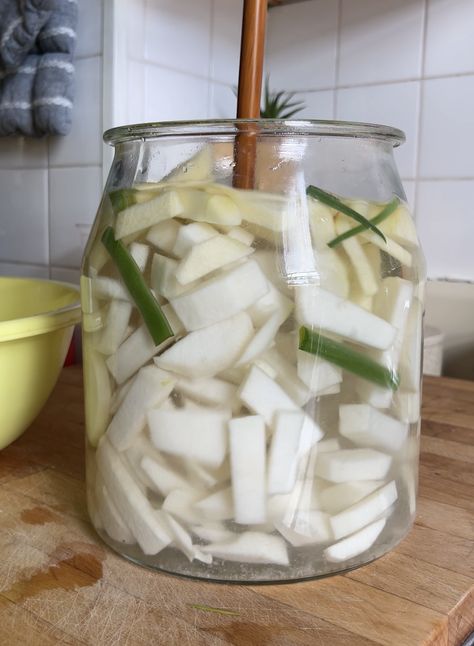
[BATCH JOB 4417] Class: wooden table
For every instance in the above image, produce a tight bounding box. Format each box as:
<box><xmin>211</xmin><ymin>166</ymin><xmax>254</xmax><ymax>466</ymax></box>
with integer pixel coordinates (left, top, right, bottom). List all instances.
<box><xmin>0</xmin><ymin>368</ymin><xmax>472</xmax><ymax>646</ymax></box>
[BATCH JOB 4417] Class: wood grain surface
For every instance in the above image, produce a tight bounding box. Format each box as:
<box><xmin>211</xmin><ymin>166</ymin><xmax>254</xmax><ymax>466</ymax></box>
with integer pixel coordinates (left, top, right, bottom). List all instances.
<box><xmin>0</xmin><ymin>368</ymin><xmax>472</xmax><ymax>646</ymax></box>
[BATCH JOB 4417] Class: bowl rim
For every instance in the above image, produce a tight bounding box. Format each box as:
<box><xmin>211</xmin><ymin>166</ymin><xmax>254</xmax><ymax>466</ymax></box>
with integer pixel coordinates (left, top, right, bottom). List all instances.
<box><xmin>0</xmin><ymin>278</ymin><xmax>81</xmax><ymax>342</ymax></box>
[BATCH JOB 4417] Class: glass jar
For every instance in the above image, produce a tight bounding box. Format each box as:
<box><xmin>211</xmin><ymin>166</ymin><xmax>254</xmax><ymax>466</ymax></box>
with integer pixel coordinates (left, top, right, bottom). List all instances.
<box><xmin>81</xmin><ymin>120</ymin><xmax>425</xmax><ymax>583</ymax></box>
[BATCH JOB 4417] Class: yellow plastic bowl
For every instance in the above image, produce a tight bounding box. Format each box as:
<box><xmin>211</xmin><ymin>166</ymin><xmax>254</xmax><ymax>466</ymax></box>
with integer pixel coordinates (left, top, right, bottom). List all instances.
<box><xmin>0</xmin><ymin>277</ymin><xmax>81</xmax><ymax>450</ymax></box>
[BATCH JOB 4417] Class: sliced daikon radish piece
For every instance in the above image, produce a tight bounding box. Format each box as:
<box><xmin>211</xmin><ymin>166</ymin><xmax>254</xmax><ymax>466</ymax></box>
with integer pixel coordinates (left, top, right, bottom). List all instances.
<box><xmin>218</xmin><ymin>365</ymin><xmax>247</xmax><ymax>385</ymax></box>
<box><xmin>229</xmin><ymin>416</ymin><xmax>266</xmax><ymax>524</ymax></box>
<box><xmin>393</xmin><ymin>390</ymin><xmax>420</xmax><ymax>423</ymax></box>
<box><xmin>278</xmin><ymin>510</ymin><xmax>332</xmax><ymax>546</ymax></box>
<box><xmin>172</xmin><ymin>222</ymin><xmax>219</xmax><ymax>258</ymax></box>
<box><xmin>155</xmin><ymin>312</ymin><xmax>253</xmax><ymax>378</ymax></box>
<box><xmin>329</xmin><ymin>481</ymin><xmax>397</xmax><ymax>539</ymax></box>
<box><xmin>319</xmin><ymin>480</ymin><xmax>385</xmax><ymax>515</ymax></box>
<box><xmin>141</xmin><ymin>456</ymin><xmax>190</xmax><ymax>497</ymax></box>
<box><xmin>350</xmin><ymin>286</ymin><xmax>373</xmax><ymax>312</ymax></box>
<box><xmin>261</xmin><ymin>348</ymin><xmax>311</xmax><ymax>407</ymax></box>
<box><xmin>325</xmin><ymin>517</ymin><xmax>386</xmax><ymax>562</ymax></box>
<box><xmin>146</xmin><ymin>219</ymin><xmax>181</xmax><ymax>255</ymax></box>
<box><xmin>162</xmin><ymin>489</ymin><xmax>206</xmax><ymax>525</ymax></box>
<box><xmin>314</xmin><ymin>248</ymin><xmax>350</xmax><ymax>299</ymax></box>
<box><xmin>361</xmin><ymin>230</ymin><xmax>412</xmax><ymax>267</ymax></box>
<box><xmin>107</xmin><ymin>366</ymin><xmax>176</xmax><ymax>451</ymax></box>
<box><xmin>339</xmin><ymin>404</ymin><xmax>408</xmax><ymax>453</ymax></box>
<box><xmin>110</xmin><ymin>377</ymin><xmax>133</xmax><ymax>415</ymax></box>
<box><xmin>317</xmin><ymin>384</ymin><xmax>341</xmax><ymax>396</ymax></box>
<box><xmin>191</xmin><ymin>522</ymin><xmax>234</xmax><ymax>543</ymax></box>
<box><xmin>295</xmin><ymin>286</ymin><xmax>396</xmax><ymax>350</ymax></box>
<box><xmin>176</xmin><ymin>376</ymin><xmax>238</xmax><ymax>412</ymax></box>
<box><xmin>399</xmin><ymin>299</ymin><xmax>422</xmax><ymax>391</ymax></box>
<box><xmin>267</xmin><ymin>411</ymin><xmax>304</xmax><ymax>495</ymax></box>
<box><xmin>308</xmin><ymin>196</ymin><xmax>336</xmax><ymax>250</ymax></box>
<box><xmin>115</xmin><ymin>190</ymin><xmax>184</xmax><ymax>239</ymax></box>
<box><xmin>129</xmin><ymin>242</ymin><xmax>150</xmax><ymax>272</ymax></box>
<box><xmin>252</xmin><ymin>249</ymin><xmax>292</xmax><ymax>297</ymax></box>
<box><xmin>201</xmin><ymin>531</ymin><xmax>289</xmax><ymax>565</ymax></box>
<box><xmin>236</xmin><ymin>312</ymin><xmax>281</xmax><ymax>366</ymax></box>
<box><xmin>247</xmin><ymin>281</ymin><xmax>293</xmax><ymax>327</ymax></box>
<box><xmin>95</xmin><ymin>299</ymin><xmax>132</xmax><ymax>356</ymax></box>
<box><xmin>165</xmin><ymin>146</ymin><xmax>213</xmax><ymax>183</ymax></box>
<box><xmin>195</xmin><ymin>487</ymin><xmax>234</xmax><ymax>521</ymax></box>
<box><xmin>297</xmin><ymin>351</ymin><xmax>342</xmax><ymax>395</ymax></box>
<box><xmin>318</xmin><ymin>438</ymin><xmax>341</xmax><ymax>454</ymax></box>
<box><xmin>376</xmin><ymin>202</ymin><xmax>418</xmax><ymax>246</ymax></box>
<box><xmin>93</xmin><ymin>276</ymin><xmax>130</xmax><ymax>301</ymax></box>
<box><xmin>275</xmin><ymin>332</ymin><xmax>298</xmax><ymax>365</ymax></box>
<box><xmin>253</xmin><ymin>358</ymin><xmax>279</xmax><ymax>380</ymax></box>
<box><xmin>226</xmin><ymin>226</ymin><xmax>254</xmax><ymax>246</ymax></box>
<box><xmin>239</xmin><ymin>365</ymin><xmax>323</xmax><ymax>442</ymax></box>
<box><xmin>150</xmin><ymin>254</ymin><xmax>189</xmax><ymax>300</ymax></box>
<box><xmin>315</xmin><ymin>449</ymin><xmax>392</xmax><ymax>483</ymax></box>
<box><xmin>334</xmin><ymin>216</ymin><xmax>378</xmax><ymax>296</ymax></box>
<box><xmin>177</xmin><ymin>189</ymin><xmax>241</xmax><ymax>226</ymax></box>
<box><xmin>171</xmin><ymin>260</ymin><xmax>268</xmax><ymax>331</ymax></box>
<box><xmin>95</xmin><ymin>481</ymin><xmax>135</xmax><ymax>544</ymax></box>
<box><xmin>160</xmin><ymin>511</ymin><xmax>212</xmax><ymax>563</ymax></box>
<box><xmin>106</xmin><ymin>324</ymin><xmax>168</xmax><ymax>384</ymax></box>
<box><xmin>148</xmin><ymin>406</ymin><xmax>231</xmax><ymax>468</ymax></box>
<box><xmin>356</xmin><ymin>277</ymin><xmax>414</xmax><ymax>407</ymax></box>
<box><xmin>84</xmin><ymin>349</ymin><xmax>111</xmax><ymax>447</ymax></box>
<box><xmin>235</xmin><ymin>190</ymin><xmax>290</xmax><ymax>233</ymax></box>
<box><xmin>267</xmin><ymin>493</ymin><xmax>292</xmax><ymax>522</ymax></box>
<box><xmin>186</xmin><ymin>459</ymin><xmax>230</xmax><ymax>490</ymax></box>
<box><xmin>97</xmin><ymin>439</ymin><xmax>172</xmax><ymax>554</ymax></box>
<box><xmin>175</xmin><ymin>234</ymin><xmax>254</xmax><ymax>285</ymax></box>
<box><xmin>122</xmin><ymin>438</ymin><xmax>157</xmax><ymax>492</ymax></box>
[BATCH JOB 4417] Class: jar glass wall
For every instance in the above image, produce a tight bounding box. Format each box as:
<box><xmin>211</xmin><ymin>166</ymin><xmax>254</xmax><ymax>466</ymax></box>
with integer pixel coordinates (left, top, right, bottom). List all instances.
<box><xmin>81</xmin><ymin>120</ymin><xmax>425</xmax><ymax>582</ymax></box>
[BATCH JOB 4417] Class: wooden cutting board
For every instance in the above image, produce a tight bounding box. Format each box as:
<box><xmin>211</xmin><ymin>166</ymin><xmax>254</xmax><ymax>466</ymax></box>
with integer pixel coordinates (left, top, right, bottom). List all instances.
<box><xmin>0</xmin><ymin>367</ymin><xmax>472</xmax><ymax>646</ymax></box>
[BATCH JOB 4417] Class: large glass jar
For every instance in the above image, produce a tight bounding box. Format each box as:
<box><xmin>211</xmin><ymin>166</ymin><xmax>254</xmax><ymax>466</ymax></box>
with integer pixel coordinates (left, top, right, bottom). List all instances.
<box><xmin>81</xmin><ymin>120</ymin><xmax>425</xmax><ymax>582</ymax></box>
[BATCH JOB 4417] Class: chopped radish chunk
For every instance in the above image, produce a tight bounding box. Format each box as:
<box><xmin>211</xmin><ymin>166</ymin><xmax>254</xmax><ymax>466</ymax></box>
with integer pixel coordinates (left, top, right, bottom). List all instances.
<box><xmin>171</xmin><ymin>260</ymin><xmax>268</xmax><ymax>331</ymax></box>
<box><xmin>162</xmin><ymin>489</ymin><xmax>206</xmax><ymax>525</ymax></box>
<box><xmin>176</xmin><ymin>375</ymin><xmax>238</xmax><ymax>411</ymax></box>
<box><xmin>236</xmin><ymin>190</ymin><xmax>289</xmax><ymax>232</ymax></box>
<box><xmin>129</xmin><ymin>242</ymin><xmax>150</xmax><ymax>272</ymax></box>
<box><xmin>93</xmin><ymin>276</ymin><xmax>130</xmax><ymax>301</ymax></box>
<box><xmin>191</xmin><ymin>523</ymin><xmax>234</xmax><ymax>543</ymax></box>
<box><xmin>226</xmin><ymin>226</ymin><xmax>254</xmax><ymax>246</ymax></box>
<box><xmin>334</xmin><ymin>216</ymin><xmax>379</xmax><ymax>296</ymax></box>
<box><xmin>107</xmin><ymin>366</ymin><xmax>176</xmax><ymax>451</ymax></box>
<box><xmin>95</xmin><ymin>299</ymin><xmax>132</xmax><ymax>356</ymax></box>
<box><xmin>95</xmin><ymin>480</ymin><xmax>135</xmax><ymax>544</ymax></box>
<box><xmin>295</xmin><ymin>286</ymin><xmax>396</xmax><ymax>350</ymax></box>
<box><xmin>172</xmin><ymin>222</ymin><xmax>219</xmax><ymax>258</ymax></box>
<box><xmin>178</xmin><ymin>189</ymin><xmax>242</xmax><ymax>225</ymax></box>
<box><xmin>84</xmin><ymin>349</ymin><xmax>111</xmax><ymax>447</ymax></box>
<box><xmin>320</xmin><ymin>480</ymin><xmax>384</xmax><ymax>515</ymax></box>
<box><xmin>318</xmin><ymin>438</ymin><xmax>341</xmax><ymax>453</ymax></box>
<box><xmin>229</xmin><ymin>416</ymin><xmax>266</xmax><ymax>524</ymax></box>
<box><xmin>236</xmin><ymin>312</ymin><xmax>281</xmax><ymax>366</ymax></box>
<box><xmin>175</xmin><ymin>234</ymin><xmax>253</xmax><ymax>285</ymax></box>
<box><xmin>148</xmin><ymin>406</ymin><xmax>231</xmax><ymax>468</ymax></box>
<box><xmin>399</xmin><ymin>299</ymin><xmax>422</xmax><ymax>391</ymax></box>
<box><xmin>195</xmin><ymin>487</ymin><xmax>234</xmax><ymax>521</ymax></box>
<box><xmin>308</xmin><ymin>197</ymin><xmax>336</xmax><ymax>250</ymax></box>
<box><xmin>201</xmin><ymin>532</ymin><xmax>289</xmax><ymax>565</ymax></box>
<box><xmin>394</xmin><ymin>390</ymin><xmax>420</xmax><ymax>423</ymax></box>
<box><xmin>115</xmin><ymin>190</ymin><xmax>184</xmax><ymax>239</ymax></box>
<box><xmin>324</xmin><ymin>518</ymin><xmax>386</xmax><ymax>562</ymax></box>
<box><xmin>247</xmin><ymin>281</ymin><xmax>293</xmax><ymax>327</ymax></box>
<box><xmin>186</xmin><ymin>459</ymin><xmax>230</xmax><ymax>490</ymax></box>
<box><xmin>339</xmin><ymin>404</ymin><xmax>408</xmax><ymax>453</ymax></box>
<box><xmin>280</xmin><ymin>509</ymin><xmax>332</xmax><ymax>545</ymax></box>
<box><xmin>150</xmin><ymin>254</ymin><xmax>189</xmax><ymax>299</ymax></box>
<box><xmin>314</xmin><ymin>249</ymin><xmax>350</xmax><ymax>299</ymax></box>
<box><xmin>164</xmin><ymin>146</ymin><xmax>213</xmax><ymax>183</ymax></box>
<box><xmin>155</xmin><ymin>312</ymin><xmax>254</xmax><ymax>378</ymax></box>
<box><xmin>376</xmin><ymin>202</ymin><xmax>418</xmax><ymax>246</ymax></box>
<box><xmin>96</xmin><ymin>439</ymin><xmax>172</xmax><ymax>554</ymax></box>
<box><xmin>267</xmin><ymin>411</ymin><xmax>304</xmax><ymax>495</ymax></box>
<box><xmin>361</xmin><ymin>230</ymin><xmax>412</xmax><ymax>267</ymax></box>
<box><xmin>145</xmin><ymin>219</ymin><xmax>181</xmax><ymax>255</ymax></box>
<box><xmin>315</xmin><ymin>448</ymin><xmax>392</xmax><ymax>482</ymax></box>
<box><xmin>141</xmin><ymin>456</ymin><xmax>190</xmax><ymax>497</ymax></box>
<box><xmin>297</xmin><ymin>351</ymin><xmax>342</xmax><ymax>395</ymax></box>
<box><xmin>160</xmin><ymin>512</ymin><xmax>212</xmax><ymax>563</ymax></box>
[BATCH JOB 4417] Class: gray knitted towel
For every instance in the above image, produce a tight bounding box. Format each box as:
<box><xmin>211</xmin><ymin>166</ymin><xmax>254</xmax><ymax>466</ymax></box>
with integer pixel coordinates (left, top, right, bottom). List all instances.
<box><xmin>0</xmin><ymin>0</ymin><xmax>78</xmax><ymax>136</ymax></box>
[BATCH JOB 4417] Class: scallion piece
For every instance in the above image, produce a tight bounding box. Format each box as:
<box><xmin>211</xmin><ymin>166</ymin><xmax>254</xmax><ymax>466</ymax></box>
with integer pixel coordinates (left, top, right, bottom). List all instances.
<box><xmin>307</xmin><ymin>185</ymin><xmax>386</xmax><ymax>243</ymax></box>
<box><xmin>328</xmin><ymin>197</ymin><xmax>400</xmax><ymax>248</ymax></box>
<box><xmin>101</xmin><ymin>226</ymin><xmax>173</xmax><ymax>346</ymax></box>
<box><xmin>109</xmin><ymin>189</ymin><xmax>138</xmax><ymax>214</ymax></box>
<box><xmin>299</xmin><ymin>326</ymin><xmax>399</xmax><ymax>391</ymax></box>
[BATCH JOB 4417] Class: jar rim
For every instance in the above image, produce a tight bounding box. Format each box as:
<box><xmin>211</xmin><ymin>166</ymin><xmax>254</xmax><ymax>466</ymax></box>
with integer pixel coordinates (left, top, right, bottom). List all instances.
<box><xmin>103</xmin><ymin>119</ymin><xmax>405</xmax><ymax>147</ymax></box>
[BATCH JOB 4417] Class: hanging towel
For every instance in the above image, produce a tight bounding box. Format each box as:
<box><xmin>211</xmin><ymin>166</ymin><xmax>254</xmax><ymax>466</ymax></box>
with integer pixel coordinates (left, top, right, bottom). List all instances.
<box><xmin>0</xmin><ymin>0</ymin><xmax>78</xmax><ymax>136</ymax></box>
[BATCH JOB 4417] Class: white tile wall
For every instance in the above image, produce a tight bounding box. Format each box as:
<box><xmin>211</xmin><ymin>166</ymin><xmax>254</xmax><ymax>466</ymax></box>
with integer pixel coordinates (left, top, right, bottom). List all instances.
<box><xmin>144</xmin><ymin>65</ymin><xmax>209</xmax><ymax>121</ymax></box>
<box><xmin>339</xmin><ymin>0</ymin><xmax>425</xmax><ymax>86</ymax></box>
<box><xmin>296</xmin><ymin>90</ymin><xmax>334</xmax><ymax>120</ymax></box>
<box><xmin>209</xmin><ymin>82</ymin><xmax>237</xmax><ymax>119</ymax></box>
<box><xmin>0</xmin><ymin>262</ymin><xmax>49</xmax><ymax>279</ymax></box>
<box><xmin>417</xmin><ymin>180</ymin><xmax>474</xmax><ymax>280</ymax></box>
<box><xmin>425</xmin><ymin>0</ymin><xmax>474</xmax><ymax>77</ymax></box>
<box><xmin>0</xmin><ymin>137</ymin><xmax>47</xmax><ymax>169</ymax></box>
<box><xmin>76</xmin><ymin>0</ymin><xmax>103</xmax><ymax>59</ymax></box>
<box><xmin>266</xmin><ymin>0</ymin><xmax>338</xmax><ymax>91</ymax></box>
<box><xmin>210</xmin><ymin>0</ymin><xmax>243</xmax><ymax>85</ymax></box>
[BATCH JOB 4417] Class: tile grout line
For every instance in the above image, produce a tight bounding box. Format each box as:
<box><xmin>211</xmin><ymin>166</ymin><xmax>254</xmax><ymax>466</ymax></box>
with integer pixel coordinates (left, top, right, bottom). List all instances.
<box><xmin>413</xmin><ymin>0</ymin><xmax>430</xmax><ymax>222</ymax></box>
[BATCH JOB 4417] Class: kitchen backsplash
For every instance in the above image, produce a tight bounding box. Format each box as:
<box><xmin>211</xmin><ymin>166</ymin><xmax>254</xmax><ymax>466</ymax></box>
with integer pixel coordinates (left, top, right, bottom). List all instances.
<box><xmin>1</xmin><ymin>0</ymin><xmax>473</xmax><ymax>286</ymax></box>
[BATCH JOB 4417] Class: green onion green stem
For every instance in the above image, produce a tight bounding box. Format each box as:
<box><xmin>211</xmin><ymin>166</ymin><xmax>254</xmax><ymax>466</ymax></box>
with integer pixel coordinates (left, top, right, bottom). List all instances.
<box><xmin>101</xmin><ymin>226</ymin><xmax>173</xmax><ymax>346</ymax></box>
<box><xmin>109</xmin><ymin>189</ymin><xmax>138</xmax><ymax>214</ymax></box>
<box><xmin>299</xmin><ymin>326</ymin><xmax>400</xmax><ymax>391</ymax></box>
<box><xmin>328</xmin><ymin>197</ymin><xmax>400</xmax><ymax>248</ymax></box>
<box><xmin>307</xmin><ymin>185</ymin><xmax>386</xmax><ymax>243</ymax></box>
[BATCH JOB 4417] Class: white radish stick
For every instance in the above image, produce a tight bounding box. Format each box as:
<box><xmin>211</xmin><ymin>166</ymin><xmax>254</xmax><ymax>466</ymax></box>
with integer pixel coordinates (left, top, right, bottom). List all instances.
<box><xmin>159</xmin><ymin>511</ymin><xmax>212</xmax><ymax>564</ymax></box>
<box><xmin>393</xmin><ymin>390</ymin><xmax>420</xmax><ymax>424</ymax></box>
<box><xmin>172</xmin><ymin>222</ymin><xmax>219</xmax><ymax>257</ymax></box>
<box><xmin>398</xmin><ymin>298</ymin><xmax>423</xmax><ymax>391</ymax></box>
<box><xmin>129</xmin><ymin>242</ymin><xmax>150</xmax><ymax>272</ymax></box>
<box><xmin>95</xmin><ymin>299</ymin><xmax>132</xmax><ymax>356</ymax></box>
<box><xmin>141</xmin><ymin>456</ymin><xmax>191</xmax><ymax>497</ymax></box>
<box><xmin>93</xmin><ymin>276</ymin><xmax>130</xmax><ymax>301</ymax></box>
<box><xmin>96</xmin><ymin>439</ymin><xmax>172</xmax><ymax>554</ymax></box>
<box><xmin>175</xmin><ymin>375</ymin><xmax>239</xmax><ymax>412</ymax></box>
<box><xmin>195</xmin><ymin>487</ymin><xmax>234</xmax><ymax>521</ymax></box>
<box><xmin>315</xmin><ymin>448</ymin><xmax>392</xmax><ymax>483</ymax></box>
<box><xmin>178</xmin><ymin>189</ymin><xmax>242</xmax><ymax>226</ymax></box>
<box><xmin>155</xmin><ymin>312</ymin><xmax>254</xmax><ymax>378</ymax></box>
<box><xmin>297</xmin><ymin>351</ymin><xmax>342</xmax><ymax>395</ymax></box>
<box><xmin>229</xmin><ymin>415</ymin><xmax>266</xmax><ymax>524</ymax></box>
<box><xmin>236</xmin><ymin>312</ymin><xmax>281</xmax><ymax>366</ymax></box>
<box><xmin>191</xmin><ymin>522</ymin><xmax>234</xmax><ymax>543</ymax></box>
<box><xmin>106</xmin><ymin>366</ymin><xmax>176</xmax><ymax>451</ymax></box>
<box><xmin>150</xmin><ymin>254</ymin><xmax>190</xmax><ymax>300</ymax></box>
<box><xmin>162</xmin><ymin>489</ymin><xmax>207</xmax><ymax>525</ymax></box>
<box><xmin>267</xmin><ymin>411</ymin><xmax>304</xmax><ymax>495</ymax></box>
<box><xmin>95</xmin><ymin>480</ymin><xmax>135</xmax><ymax>544</ymax></box>
<box><xmin>146</xmin><ymin>219</ymin><xmax>181</xmax><ymax>255</ymax></box>
<box><xmin>115</xmin><ymin>190</ymin><xmax>184</xmax><ymax>239</ymax></box>
<box><xmin>201</xmin><ymin>531</ymin><xmax>289</xmax><ymax>565</ymax></box>
<box><xmin>84</xmin><ymin>349</ymin><xmax>112</xmax><ymax>447</ymax></box>
<box><xmin>319</xmin><ymin>480</ymin><xmax>385</xmax><ymax>515</ymax></box>
<box><xmin>171</xmin><ymin>259</ymin><xmax>268</xmax><ymax>331</ymax></box>
<box><xmin>148</xmin><ymin>406</ymin><xmax>231</xmax><ymax>468</ymax></box>
<box><xmin>226</xmin><ymin>226</ymin><xmax>254</xmax><ymax>246</ymax></box>
<box><xmin>334</xmin><ymin>216</ymin><xmax>379</xmax><ymax>296</ymax></box>
<box><xmin>261</xmin><ymin>347</ymin><xmax>311</xmax><ymax>406</ymax></box>
<box><xmin>324</xmin><ymin>518</ymin><xmax>386</xmax><ymax>562</ymax></box>
<box><xmin>295</xmin><ymin>285</ymin><xmax>396</xmax><ymax>350</ymax></box>
<box><xmin>339</xmin><ymin>404</ymin><xmax>408</xmax><ymax>453</ymax></box>
<box><xmin>247</xmin><ymin>280</ymin><xmax>293</xmax><ymax>327</ymax></box>
<box><xmin>279</xmin><ymin>509</ymin><xmax>333</xmax><ymax>546</ymax></box>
